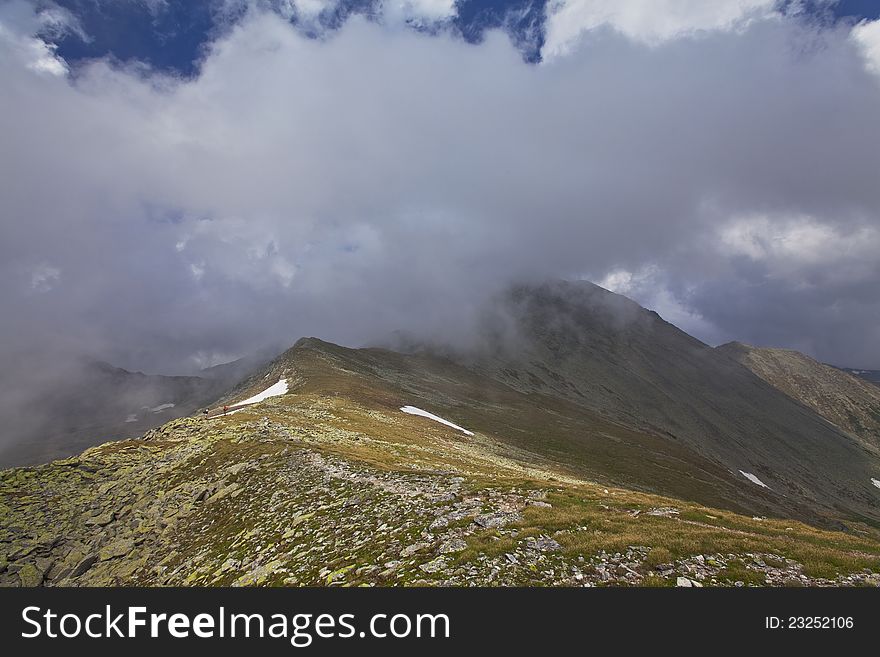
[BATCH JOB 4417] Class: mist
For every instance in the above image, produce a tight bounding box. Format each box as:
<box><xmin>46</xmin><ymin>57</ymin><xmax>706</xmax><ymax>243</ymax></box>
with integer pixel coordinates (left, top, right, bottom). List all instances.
<box><xmin>2</xmin><ymin>0</ymin><xmax>880</xmax><ymax>447</ymax></box>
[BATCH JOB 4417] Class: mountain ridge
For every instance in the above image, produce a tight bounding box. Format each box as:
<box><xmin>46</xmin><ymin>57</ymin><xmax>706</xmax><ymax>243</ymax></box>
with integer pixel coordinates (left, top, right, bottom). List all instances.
<box><xmin>717</xmin><ymin>341</ymin><xmax>880</xmax><ymax>455</ymax></box>
<box><xmin>197</xmin><ymin>280</ymin><xmax>880</xmax><ymax>528</ymax></box>
<box><xmin>2</xmin><ymin>280</ymin><xmax>880</xmax><ymax>588</ymax></box>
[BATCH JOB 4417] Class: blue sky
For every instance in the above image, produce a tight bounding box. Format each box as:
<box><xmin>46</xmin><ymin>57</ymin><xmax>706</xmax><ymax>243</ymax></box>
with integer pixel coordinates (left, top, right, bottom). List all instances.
<box><xmin>38</xmin><ymin>1</ymin><xmax>880</xmax><ymax>76</ymax></box>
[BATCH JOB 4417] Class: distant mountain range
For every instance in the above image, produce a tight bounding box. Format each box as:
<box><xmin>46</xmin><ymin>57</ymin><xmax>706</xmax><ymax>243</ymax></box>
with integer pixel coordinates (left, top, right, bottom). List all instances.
<box><xmin>0</xmin><ymin>351</ymin><xmax>275</xmax><ymax>468</ymax></box>
<box><xmin>840</xmin><ymin>367</ymin><xmax>880</xmax><ymax>387</ymax></box>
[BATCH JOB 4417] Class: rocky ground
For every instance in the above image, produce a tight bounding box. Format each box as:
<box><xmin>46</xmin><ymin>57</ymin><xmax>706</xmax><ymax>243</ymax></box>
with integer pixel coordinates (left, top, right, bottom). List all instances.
<box><xmin>2</xmin><ymin>393</ymin><xmax>880</xmax><ymax>588</ymax></box>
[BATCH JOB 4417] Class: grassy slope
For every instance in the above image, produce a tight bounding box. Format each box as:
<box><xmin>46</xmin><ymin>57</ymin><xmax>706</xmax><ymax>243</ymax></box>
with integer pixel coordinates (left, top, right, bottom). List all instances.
<box><xmin>718</xmin><ymin>342</ymin><xmax>880</xmax><ymax>455</ymax></box>
<box><xmin>2</xmin><ymin>341</ymin><xmax>879</xmax><ymax>587</ymax></box>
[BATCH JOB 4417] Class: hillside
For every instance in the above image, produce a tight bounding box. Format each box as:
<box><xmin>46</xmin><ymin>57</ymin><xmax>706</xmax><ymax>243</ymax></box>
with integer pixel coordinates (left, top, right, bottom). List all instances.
<box><xmin>1</xmin><ymin>337</ymin><xmax>879</xmax><ymax>588</ymax></box>
<box><xmin>0</xmin><ymin>352</ymin><xmax>274</xmax><ymax>469</ymax></box>
<box><xmin>0</xmin><ymin>359</ymin><xmax>224</xmax><ymax>468</ymax></box>
<box><xmin>3</xmin><ymin>282</ymin><xmax>880</xmax><ymax>587</ymax></box>
<box><xmin>717</xmin><ymin>342</ymin><xmax>880</xmax><ymax>454</ymax></box>
<box><xmin>465</xmin><ymin>282</ymin><xmax>880</xmax><ymax>525</ymax></box>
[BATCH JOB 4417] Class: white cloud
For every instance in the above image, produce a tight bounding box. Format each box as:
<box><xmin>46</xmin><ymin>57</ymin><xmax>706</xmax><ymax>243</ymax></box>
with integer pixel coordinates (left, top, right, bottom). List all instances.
<box><xmin>29</xmin><ymin>264</ymin><xmax>61</xmax><ymax>293</ymax></box>
<box><xmin>35</xmin><ymin>3</ymin><xmax>90</xmax><ymax>42</ymax></box>
<box><xmin>1</xmin><ymin>6</ymin><xmax>880</xmax><ymax>371</ymax></box>
<box><xmin>719</xmin><ymin>214</ymin><xmax>880</xmax><ymax>277</ymax></box>
<box><xmin>189</xmin><ymin>262</ymin><xmax>206</xmax><ymax>280</ymax></box>
<box><xmin>23</xmin><ymin>36</ymin><xmax>67</xmax><ymax>76</ymax></box>
<box><xmin>0</xmin><ymin>14</ymin><xmax>68</xmax><ymax>76</ymax></box>
<box><xmin>597</xmin><ymin>265</ymin><xmax>718</xmax><ymax>342</ymax></box>
<box><xmin>383</xmin><ymin>0</ymin><xmax>457</xmax><ymax>25</ymax></box>
<box><xmin>260</xmin><ymin>0</ymin><xmax>339</xmax><ymax>22</ymax></box>
<box><xmin>852</xmin><ymin>19</ymin><xmax>880</xmax><ymax>76</ymax></box>
<box><xmin>543</xmin><ymin>0</ymin><xmax>777</xmax><ymax>59</ymax></box>
<box><xmin>293</xmin><ymin>0</ymin><xmax>339</xmax><ymax>20</ymax></box>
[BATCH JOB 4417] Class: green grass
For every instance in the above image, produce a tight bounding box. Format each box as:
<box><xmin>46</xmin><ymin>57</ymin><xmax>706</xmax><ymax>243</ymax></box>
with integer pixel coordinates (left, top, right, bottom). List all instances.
<box><xmin>4</xmin><ymin>361</ymin><xmax>880</xmax><ymax>588</ymax></box>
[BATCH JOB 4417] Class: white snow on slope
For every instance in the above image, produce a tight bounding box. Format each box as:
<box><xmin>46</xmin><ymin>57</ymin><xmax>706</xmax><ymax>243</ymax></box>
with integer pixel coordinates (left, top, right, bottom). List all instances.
<box><xmin>237</xmin><ymin>379</ymin><xmax>289</xmax><ymax>406</ymax></box>
<box><xmin>125</xmin><ymin>414</ymin><xmax>138</xmax><ymax>423</ymax></box>
<box><xmin>400</xmin><ymin>405</ymin><xmax>474</xmax><ymax>436</ymax></box>
<box><xmin>740</xmin><ymin>470</ymin><xmax>770</xmax><ymax>489</ymax></box>
<box><xmin>872</xmin><ymin>478</ymin><xmax>880</xmax><ymax>490</ymax></box>
<box><xmin>151</xmin><ymin>403</ymin><xmax>175</xmax><ymax>412</ymax></box>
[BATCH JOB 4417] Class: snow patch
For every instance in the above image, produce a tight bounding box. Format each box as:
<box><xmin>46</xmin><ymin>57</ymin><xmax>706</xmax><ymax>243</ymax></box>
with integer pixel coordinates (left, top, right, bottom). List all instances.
<box><xmin>124</xmin><ymin>414</ymin><xmax>138</xmax><ymax>423</ymax></box>
<box><xmin>237</xmin><ymin>379</ymin><xmax>288</xmax><ymax>406</ymax></box>
<box><xmin>151</xmin><ymin>403</ymin><xmax>175</xmax><ymax>412</ymax></box>
<box><xmin>872</xmin><ymin>478</ymin><xmax>880</xmax><ymax>490</ymax></box>
<box><xmin>740</xmin><ymin>470</ymin><xmax>770</xmax><ymax>489</ymax></box>
<box><xmin>400</xmin><ymin>405</ymin><xmax>474</xmax><ymax>436</ymax></box>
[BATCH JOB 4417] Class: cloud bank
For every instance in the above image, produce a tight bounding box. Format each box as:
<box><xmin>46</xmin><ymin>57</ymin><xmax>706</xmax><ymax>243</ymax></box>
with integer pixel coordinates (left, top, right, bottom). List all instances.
<box><xmin>2</xmin><ymin>1</ymin><xmax>880</xmax><ymax>380</ymax></box>
<box><xmin>542</xmin><ymin>0</ymin><xmax>778</xmax><ymax>58</ymax></box>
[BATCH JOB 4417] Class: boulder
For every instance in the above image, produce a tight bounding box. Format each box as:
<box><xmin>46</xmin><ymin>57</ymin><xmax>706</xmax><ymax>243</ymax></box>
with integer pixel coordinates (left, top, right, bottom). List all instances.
<box><xmin>17</xmin><ymin>563</ymin><xmax>44</xmax><ymax>587</ymax></box>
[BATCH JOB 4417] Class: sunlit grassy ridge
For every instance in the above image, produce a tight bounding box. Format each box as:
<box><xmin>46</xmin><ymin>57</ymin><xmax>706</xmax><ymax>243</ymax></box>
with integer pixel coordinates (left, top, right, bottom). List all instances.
<box><xmin>2</xmin><ymin>357</ymin><xmax>879</xmax><ymax>587</ymax></box>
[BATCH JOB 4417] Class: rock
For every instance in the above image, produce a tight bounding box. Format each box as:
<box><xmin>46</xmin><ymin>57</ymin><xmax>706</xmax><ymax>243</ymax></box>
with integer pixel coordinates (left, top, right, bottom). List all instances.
<box><xmin>10</xmin><ymin>542</ymin><xmax>36</xmax><ymax>559</ymax></box>
<box><xmin>205</xmin><ymin>482</ymin><xmax>241</xmax><ymax>504</ymax></box>
<box><xmin>437</xmin><ymin>539</ymin><xmax>467</xmax><ymax>554</ymax></box>
<box><xmin>401</xmin><ymin>542</ymin><xmax>430</xmax><ymax>558</ymax></box>
<box><xmin>232</xmin><ymin>560</ymin><xmax>284</xmax><ymax>586</ymax></box>
<box><xmin>783</xmin><ymin>577</ymin><xmax>804</xmax><ymax>587</ymax></box>
<box><xmin>99</xmin><ymin>539</ymin><xmax>134</xmax><ymax>561</ymax></box>
<box><xmin>419</xmin><ymin>558</ymin><xmax>447</xmax><ymax>574</ymax></box>
<box><xmin>70</xmin><ymin>554</ymin><xmax>98</xmax><ymax>577</ymax></box>
<box><xmin>325</xmin><ymin>565</ymin><xmax>355</xmax><ymax>584</ymax></box>
<box><xmin>526</xmin><ymin>537</ymin><xmax>561</xmax><ymax>552</ymax></box>
<box><xmin>86</xmin><ymin>511</ymin><xmax>115</xmax><ymax>527</ymax></box>
<box><xmin>473</xmin><ymin>511</ymin><xmax>522</xmax><ymax>529</ymax></box>
<box><xmin>676</xmin><ymin>576</ymin><xmax>702</xmax><ymax>587</ymax></box>
<box><xmin>282</xmin><ymin>512</ymin><xmax>315</xmax><ymax>537</ymax></box>
<box><xmin>17</xmin><ymin>563</ymin><xmax>44</xmax><ymax>587</ymax></box>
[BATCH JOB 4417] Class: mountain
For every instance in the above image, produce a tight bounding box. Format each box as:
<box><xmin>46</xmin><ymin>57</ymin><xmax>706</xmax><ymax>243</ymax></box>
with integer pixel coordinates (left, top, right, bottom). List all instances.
<box><xmin>840</xmin><ymin>368</ymin><xmax>880</xmax><ymax>387</ymax></box>
<box><xmin>465</xmin><ymin>282</ymin><xmax>880</xmax><ymax>524</ymax></box>
<box><xmin>199</xmin><ymin>344</ymin><xmax>281</xmax><ymax>384</ymax></box>
<box><xmin>2</xmin><ymin>281</ymin><xmax>879</xmax><ymax>587</ymax></box>
<box><xmin>717</xmin><ymin>342</ymin><xmax>880</xmax><ymax>454</ymax></box>
<box><xmin>0</xmin><ymin>357</ymin><xmax>247</xmax><ymax>469</ymax></box>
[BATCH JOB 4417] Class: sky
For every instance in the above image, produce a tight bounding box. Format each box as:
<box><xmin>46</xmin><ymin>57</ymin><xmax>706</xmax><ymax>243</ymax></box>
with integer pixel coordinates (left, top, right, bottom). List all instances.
<box><xmin>1</xmin><ymin>0</ymin><xmax>880</xmax><ymax>376</ymax></box>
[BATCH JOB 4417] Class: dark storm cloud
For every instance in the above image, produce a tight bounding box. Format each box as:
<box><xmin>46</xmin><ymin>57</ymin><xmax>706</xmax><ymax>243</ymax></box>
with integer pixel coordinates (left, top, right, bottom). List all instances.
<box><xmin>1</xmin><ymin>0</ymin><xmax>880</xmax><ymax>412</ymax></box>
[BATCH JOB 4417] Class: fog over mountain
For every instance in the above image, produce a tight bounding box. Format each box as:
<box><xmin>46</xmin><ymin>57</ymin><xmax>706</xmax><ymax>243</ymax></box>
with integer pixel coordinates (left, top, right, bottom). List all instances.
<box><xmin>7</xmin><ymin>2</ymin><xmax>880</xmax><ymax>599</ymax></box>
<box><xmin>2</xmin><ymin>0</ymin><xmax>880</xmax><ymax>433</ymax></box>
